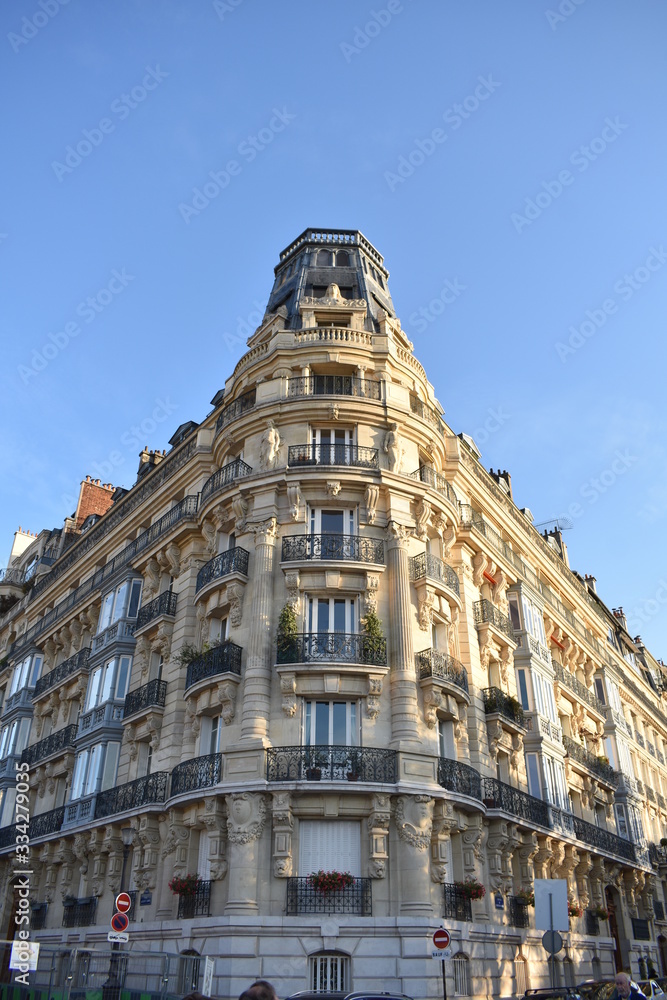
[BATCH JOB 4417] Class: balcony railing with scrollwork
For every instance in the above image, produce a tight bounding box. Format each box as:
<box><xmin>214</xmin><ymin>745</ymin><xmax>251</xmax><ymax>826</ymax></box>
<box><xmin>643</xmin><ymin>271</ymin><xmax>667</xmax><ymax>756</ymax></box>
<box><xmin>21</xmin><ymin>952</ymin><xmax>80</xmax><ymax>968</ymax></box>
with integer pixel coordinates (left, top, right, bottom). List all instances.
<box><xmin>281</xmin><ymin>533</ymin><xmax>384</xmax><ymax>565</ymax></box>
<box><xmin>62</xmin><ymin>897</ymin><xmax>97</xmax><ymax>927</ymax></box>
<box><xmin>0</xmin><ymin>567</ymin><xmax>26</xmax><ymax>586</ymax></box>
<box><xmin>572</xmin><ymin>815</ymin><xmax>636</xmax><ymax>861</ymax></box>
<box><xmin>215</xmin><ymin>388</ymin><xmax>256</xmax><ymax>431</ymax></box>
<box><xmin>135</xmin><ymin>590</ymin><xmax>177</xmax><ymax>631</ymax></box>
<box><xmin>483</xmin><ymin>687</ymin><xmax>526</xmax><ymax>728</ymax></box>
<box><xmin>185</xmin><ymin>641</ymin><xmax>243</xmax><ymax>689</ymax></box>
<box><xmin>286</xmin><ymin>876</ymin><xmax>371</xmax><ymax>915</ymax></box>
<box><xmin>562</xmin><ymin>735</ymin><xmax>618</xmax><ymax>786</ymax></box>
<box><xmin>21</xmin><ymin>725</ymin><xmax>77</xmax><ymax>766</ymax></box>
<box><xmin>178</xmin><ymin>879</ymin><xmax>212</xmax><ymax>918</ymax></box>
<box><xmin>443</xmin><ymin>883</ymin><xmax>472</xmax><ymax>922</ymax></box>
<box><xmin>196</xmin><ymin>547</ymin><xmax>249</xmax><ymax>592</ymax></box>
<box><xmin>481</xmin><ymin>777</ymin><xmax>550</xmax><ymax>826</ymax></box>
<box><xmin>409</xmin><ymin>394</ymin><xmax>443</xmax><ymax>430</ymax></box>
<box><xmin>553</xmin><ymin>662</ymin><xmax>605</xmax><ymax>714</ymax></box>
<box><xmin>276</xmin><ymin>632</ymin><xmax>386</xmax><ymax>667</ymax></box>
<box><xmin>124</xmin><ymin>678</ymin><xmax>167</xmax><ymax>717</ymax></box>
<box><xmin>34</xmin><ymin>648</ymin><xmax>91</xmax><ymax>698</ymax></box>
<box><xmin>288</xmin><ymin>444</ymin><xmax>379</xmax><ymax>469</ymax></box>
<box><xmin>407</xmin><ymin>466</ymin><xmax>457</xmax><ymax>507</ymax></box>
<box><xmin>508</xmin><ymin>896</ymin><xmax>530</xmax><ymax>928</ymax></box>
<box><xmin>288</xmin><ymin>375</ymin><xmax>381</xmax><ymax>400</ymax></box>
<box><xmin>266</xmin><ymin>745</ymin><xmax>397</xmax><ymax>783</ymax></box>
<box><xmin>409</xmin><ymin>552</ymin><xmax>460</xmax><ymax>597</ymax></box>
<box><xmin>417</xmin><ymin>650</ymin><xmax>469</xmax><ymax>695</ymax></box>
<box><xmin>473</xmin><ymin>599</ymin><xmax>516</xmax><ymax>642</ymax></box>
<box><xmin>438</xmin><ymin>758</ymin><xmax>482</xmax><ymax>799</ymax></box>
<box><xmin>201</xmin><ymin>459</ymin><xmax>253</xmax><ymax>505</ymax></box>
<box><xmin>29</xmin><ymin>807</ymin><xmax>65</xmax><ymax>839</ymax></box>
<box><xmin>171</xmin><ymin>753</ymin><xmax>222</xmax><ymax>796</ymax></box>
<box><xmin>95</xmin><ymin>771</ymin><xmax>170</xmax><ymax>819</ymax></box>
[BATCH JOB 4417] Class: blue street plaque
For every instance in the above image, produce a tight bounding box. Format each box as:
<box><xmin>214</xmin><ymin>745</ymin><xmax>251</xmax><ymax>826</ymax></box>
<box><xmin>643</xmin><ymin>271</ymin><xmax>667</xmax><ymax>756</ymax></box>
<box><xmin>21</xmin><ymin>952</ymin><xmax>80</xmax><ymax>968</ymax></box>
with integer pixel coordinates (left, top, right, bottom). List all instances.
<box><xmin>495</xmin><ymin>893</ymin><xmax>504</xmax><ymax>909</ymax></box>
<box><xmin>140</xmin><ymin>891</ymin><xmax>152</xmax><ymax>906</ymax></box>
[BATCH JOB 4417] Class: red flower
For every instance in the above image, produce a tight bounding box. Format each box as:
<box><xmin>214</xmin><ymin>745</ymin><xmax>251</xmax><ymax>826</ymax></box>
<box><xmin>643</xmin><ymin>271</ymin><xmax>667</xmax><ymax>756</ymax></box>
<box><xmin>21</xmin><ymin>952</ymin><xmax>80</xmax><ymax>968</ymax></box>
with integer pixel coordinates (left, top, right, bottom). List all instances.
<box><xmin>306</xmin><ymin>870</ymin><xmax>355</xmax><ymax>893</ymax></box>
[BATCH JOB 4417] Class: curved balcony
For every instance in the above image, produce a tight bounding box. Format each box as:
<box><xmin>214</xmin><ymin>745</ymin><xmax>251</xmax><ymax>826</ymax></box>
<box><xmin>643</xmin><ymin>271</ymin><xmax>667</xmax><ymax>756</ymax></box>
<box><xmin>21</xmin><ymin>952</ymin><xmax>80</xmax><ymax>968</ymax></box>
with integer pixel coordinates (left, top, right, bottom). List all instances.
<box><xmin>215</xmin><ymin>388</ymin><xmax>256</xmax><ymax>432</ymax></box>
<box><xmin>562</xmin><ymin>734</ymin><xmax>618</xmax><ymax>787</ymax></box>
<box><xmin>483</xmin><ymin>687</ymin><xmax>526</xmax><ymax>729</ymax></box>
<box><xmin>281</xmin><ymin>533</ymin><xmax>384</xmax><ymax>565</ymax></box>
<box><xmin>409</xmin><ymin>552</ymin><xmax>461</xmax><ymax>609</ymax></box>
<box><xmin>134</xmin><ymin>590</ymin><xmax>177</xmax><ymax>632</ymax></box>
<box><xmin>33</xmin><ymin>648</ymin><xmax>90</xmax><ymax>699</ymax></box>
<box><xmin>286</xmin><ymin>876</ymin><xmax>371</xmax><ymax>915</ymax></box>
<box><xmin>417</xmin><ymin>649</ymin><xmax>469</xmax><ymax>696</ymax></box>
<box><xmin>481</xmin><ymin>776</ymin><xmax>550</xmax><ymax>826</ymax></box>
<box><xmin>201</xmin><ymin>458</ymin><xmax>253</xmax><ymax>505</ymax></box>
<box><xmin>123</xmin><ymin>678</ymin><xmax>167</xmax><ymax>718</ymax></box>
<box><xmin>473</xmin><ymin>598</ymin><xmax>516</xmax><ymax>643</ymax></box>
<box><xmin>277</xmin><ymin>632</ymin><xmax>386</xmax><ymax>667</ymax></box>
<box><xmin>287</xmin><ymin>375</ymin><xmax>382</xmax><ymax>400</ymax></box>
<box><xmin>407</xmin><ymin>466</ymin><xmax>457</xmax><ymax>509</ymax></box>
<box><xmin>266</xmin><ymin>745</ymin><xmax>397</xmax><ymax>783</ymax></box>
<box><xmin>171</xmin><ymin>752</ymin><xmax>222</xmax><ymax>796</ymax></box>
<box><xmin>95</xmin><ymin>771</ymin><xmax>170</xmax><ymax>819</ymax></box>
<box><xmin>196</xmin><ymin>547</ymin><xmax>249</xmax><ymax>593</ymax></box>
<box><xmin>185</xmin><ymin>640</ymin><xmax>243</xmax><ymax>689</ymax></box>
<box><xmin>21</xmin><ymin>724</ymin><xmax>77</xmax><ymax>766</ymax></box>
<box><xmin>409</xmin><ymin>394</ymin><xmax>443</xmax><ymax>431</ymax></box>
<box><xmin>553</xmin><ymin>662</ymin><xmax>604</xmax><ymax>715</ymax></box>
<box><xmin>438</xmin><ymin>758</ymin><xmax>482</xmax><ymax>799</ymax></box>
<box><xmin>288</xmin><ymin>444</ymin><xmax>379</xmax><ymax>469</ymax></box>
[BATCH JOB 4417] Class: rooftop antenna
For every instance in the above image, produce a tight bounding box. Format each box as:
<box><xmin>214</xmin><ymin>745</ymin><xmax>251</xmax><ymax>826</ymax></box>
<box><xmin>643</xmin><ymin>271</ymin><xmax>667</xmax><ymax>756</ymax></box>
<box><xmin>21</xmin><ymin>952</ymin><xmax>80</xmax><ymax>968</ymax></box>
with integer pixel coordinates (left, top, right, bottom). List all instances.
<box><xmin>534</xmin><ymin>515</ymin><xmax>574</xmax><ymax>533</ymax></box>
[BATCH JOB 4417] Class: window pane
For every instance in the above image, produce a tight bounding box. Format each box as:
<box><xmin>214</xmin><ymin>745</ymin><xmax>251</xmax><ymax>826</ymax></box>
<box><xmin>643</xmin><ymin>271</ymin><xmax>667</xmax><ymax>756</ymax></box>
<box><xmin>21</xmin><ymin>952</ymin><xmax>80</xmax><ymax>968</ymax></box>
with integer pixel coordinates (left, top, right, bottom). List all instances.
<box><xmin>321</xmin><ymin>511</ymin><xmax>344</xmax><ymax>534</ymax></box>
<box><xmin>333</xmin><ymin>600</ymin><xmax>346</xmax><ymax>633</ymax></box>
<box><xmin>517</xmin><ymin>669</ymin><xmax>529</xmax><ymax>710</ymax></box>
<box><xmin>526</xmin><ymin>754</ymin><xmax>541</xmax><ymax>798</ymax></box>
<box><xmin>101</xmin><ymin>660</ymin><xmax>115</xmax><ymax>703</ymax></box>
<box><xmin>29</xmin><ymin>655</ymin><xmax>43</xmax><ymax>687</ymax></box>
<box><xmin>71</xmin><ymin>751</ymin><xmax>88</xmax><ymax>800</ymax></box>
<box><xmin>315</xmin><ymin>702</ymin><xmax>329</xmax><ymax>744</ymax></box>
<box><xmin>332</xmin><ymin>702</ymin><xmax>346</xmax><ymax>744</ymax></box>
<box><xmin>86</xmin><ymin>667</ymin><xmax>102</xmax><ymax>711</ymax></box>
<box><xmin>100</xmin><ymin>591</ymin><xmax>114</xmax><ymax>631</ymax></box>
<box><xmin>317</xmin><ymin>600</ymin><xmax>329</xmax><ymax>632</ymax></box>
<box><xmin>85</xmin><ymin>745</ymin><xmax>103</xmax><ymax>795</ymax></box>
<box><xmin>101</xmin><ymin>743</ymin><xmax>120</xmax><ymax>791</ymax></box>
<box><xmin>112</xmin><ymin>582</ymin><xmax>129</xmax><ymax>623</ymax></box>
<box><xmin>115</xmin><ymin>657</ymin><xmax>131</xmax><ymax>700</ymax></box>
<box><xmin>128</xmin><ymin>580</ymin><xmax>142</xmax><ymax>619</ymax></box>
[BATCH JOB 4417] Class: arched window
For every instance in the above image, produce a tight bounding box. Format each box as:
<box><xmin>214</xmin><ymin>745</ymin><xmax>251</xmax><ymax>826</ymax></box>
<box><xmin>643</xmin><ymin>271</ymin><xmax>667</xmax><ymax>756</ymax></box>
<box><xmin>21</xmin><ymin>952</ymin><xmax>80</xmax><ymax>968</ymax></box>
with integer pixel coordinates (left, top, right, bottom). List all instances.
<box><xmin>316</xmin><ymin>250</ymin><xmax>333</xmax><ymax>267</ymax></box>
<box><xmin>178</xmin><ymin>950</ymin><xmax>201</xmax><ymax>995</ymax></box>
<box><xmin>452</xmin><ymin>953</ymin><xmax>470</xmax><ymax>996</ymax></box>
<box><xmin>309</xmin><ymin>951</ymin><xmax>350</xmax><ymax>992</ymax></box>
<box><xmin>563</xmin><ymin>956</ymin><xmax>575</xmax><ymax>986</ymax></box>
<box><xmin>336</xmin><ymin>250</ymin><xmax>350</xmax><ymax>267</ymax></box>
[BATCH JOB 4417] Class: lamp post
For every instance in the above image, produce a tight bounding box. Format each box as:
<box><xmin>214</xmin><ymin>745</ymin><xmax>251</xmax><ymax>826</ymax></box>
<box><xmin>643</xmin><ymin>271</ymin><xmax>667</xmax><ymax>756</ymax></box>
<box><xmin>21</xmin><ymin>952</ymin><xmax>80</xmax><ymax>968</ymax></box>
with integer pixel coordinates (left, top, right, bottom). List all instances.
<box><xmin>103</xmin><ymin>826</ymin><xmax>134</xmax><ymax>1000</ymax></box>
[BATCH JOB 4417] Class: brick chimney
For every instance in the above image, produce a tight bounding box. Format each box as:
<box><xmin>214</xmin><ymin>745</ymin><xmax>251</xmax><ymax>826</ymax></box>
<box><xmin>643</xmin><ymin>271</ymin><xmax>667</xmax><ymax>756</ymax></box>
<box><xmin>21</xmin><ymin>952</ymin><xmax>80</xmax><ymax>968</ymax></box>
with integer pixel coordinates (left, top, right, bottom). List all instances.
<box><xmin>489</xmin><ymin>469</ymin><xmax>512</xmax><ymax>499</ymax></box>
<box><xmin>74</xmin><ymin>476</ymin><xmax>117</xmax><ymax>530</ymax></box>
<box><xmin>612</xmin><ymin>607</ymin><xmax>628</xmax><ymax>631</ymax></box>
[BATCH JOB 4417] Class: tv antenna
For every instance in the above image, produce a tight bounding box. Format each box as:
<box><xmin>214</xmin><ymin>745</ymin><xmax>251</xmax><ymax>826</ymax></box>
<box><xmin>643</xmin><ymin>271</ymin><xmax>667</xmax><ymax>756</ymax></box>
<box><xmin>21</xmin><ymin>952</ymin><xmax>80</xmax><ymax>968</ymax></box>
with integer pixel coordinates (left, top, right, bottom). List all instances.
<box><xmin>534</xmin><ymin>515</ymin><xmax>574</xmax><ymax>533</ymax></box>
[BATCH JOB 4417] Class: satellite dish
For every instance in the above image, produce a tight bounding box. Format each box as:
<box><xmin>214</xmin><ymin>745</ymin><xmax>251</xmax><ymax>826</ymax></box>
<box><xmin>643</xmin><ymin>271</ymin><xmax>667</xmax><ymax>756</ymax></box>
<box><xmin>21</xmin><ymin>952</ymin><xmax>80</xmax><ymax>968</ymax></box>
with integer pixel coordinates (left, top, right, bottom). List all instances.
<box><xmin>534</xmin><ymin>516</ymin><xmax>574</xmax><ymax>532</ymax></box>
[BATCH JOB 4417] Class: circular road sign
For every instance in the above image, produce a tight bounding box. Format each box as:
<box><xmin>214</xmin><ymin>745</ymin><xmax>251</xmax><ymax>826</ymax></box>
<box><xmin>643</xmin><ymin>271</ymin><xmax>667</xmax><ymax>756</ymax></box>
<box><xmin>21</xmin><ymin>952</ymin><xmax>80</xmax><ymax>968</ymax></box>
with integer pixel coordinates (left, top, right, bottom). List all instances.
<box><xmin>433</xmin><ymin>929</ymin><xmax>451</xmax><ymax>950</ymax></box>
<box><xmin>541</xmin><ymin>930</ymin><xmax>563</xmax><ymax>955</ymax></box>
<box><xmin>111</xmin><ymin>912</ymin><xmax>130</xmax><ymax>934</ymax></box>
<box><xmin>115</xmin><ymin>892</ymin><xmax>132</xmax><ymax>913</ymax></box>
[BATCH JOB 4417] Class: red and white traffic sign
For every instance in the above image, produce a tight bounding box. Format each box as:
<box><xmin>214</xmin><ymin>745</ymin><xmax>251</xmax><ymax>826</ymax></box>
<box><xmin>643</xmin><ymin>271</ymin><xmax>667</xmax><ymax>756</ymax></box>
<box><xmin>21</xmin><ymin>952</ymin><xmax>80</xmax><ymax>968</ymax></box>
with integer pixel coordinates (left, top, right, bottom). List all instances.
<box><xmin>110</xmin><ymin>912</ymin><xmax>130</xmax><ymax>934</ymax></box>
<box><xmin>433</xmin><ymin>928</ymin><xmax>451</xmax><ymax>950</ymax></box>
<box><xmin>115</xmin><ymin>892</ymin><xmax>132</xmax><ymax>913</ymax></box>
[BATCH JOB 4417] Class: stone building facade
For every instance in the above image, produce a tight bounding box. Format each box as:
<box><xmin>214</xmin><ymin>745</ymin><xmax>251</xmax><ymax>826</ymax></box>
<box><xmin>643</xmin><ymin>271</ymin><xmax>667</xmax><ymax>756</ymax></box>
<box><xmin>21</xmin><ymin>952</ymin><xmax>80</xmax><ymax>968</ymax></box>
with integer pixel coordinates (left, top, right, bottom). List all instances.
<box><xmin>1</xmin><ymin>228</ymin><xmax>666</xmax><ymax>999</ymax></box>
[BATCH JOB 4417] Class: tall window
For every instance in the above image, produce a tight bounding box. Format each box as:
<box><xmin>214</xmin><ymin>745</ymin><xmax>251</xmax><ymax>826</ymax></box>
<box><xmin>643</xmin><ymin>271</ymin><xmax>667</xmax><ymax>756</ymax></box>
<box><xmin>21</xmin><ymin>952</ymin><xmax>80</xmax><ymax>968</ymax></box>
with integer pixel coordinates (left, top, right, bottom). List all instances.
<box><xmin>311</xmin><ymin>427</ymin><xmax>353</xmax><ymax>464</ymax></box>
<box><xmin>98</xmin><ymin>579</ymin><xmax>143</xmax><ymax>632</ymax></box>
<box><xmin>0</xmin><ymin>717</ymin><xmax>31</xmax><ymax>759</ymax></box>
<box><xmin>309</xmin><ymin>952</ymin><xmax>349</xmax><ymax>993</ymax></box>
<box><xmin>84</xmin><ymin>656</ymin><xmax>131</xmax><ymax>710</ymax></box>
<box><xmin>70</xmin><ymin>742</ymin><xmax>120</xmax><ymax>800</ymax></box>
<box><xmin>8</xmin><ymin>653</ymin><xmax>43</xmax><ymax>695</ymax></box>
<box><xmin>438</xmin><ymin>719</ymin><xmax>456</xmax><ymax>759</ymax></box>
<box><xmin>200</xmin><ymin>716</ymin><xmax>222</xmax><ymax>757</ymax></box>
<box><xmin>299</xmin><ymin>820</ymin><xmax>360</xmax><ymax>876</ymax></box>
<box><xmin>531</xmin><ymin>669</ymin><xmax>558</xmax><ymax>723</ymax></box>
<box><xmin>309</xmin><ymin>508</ymin><xmax>355</xmax><ymax>536</ymax></box>
<box><xmin>304</xmin><ymin>701</ymin><xmax>357</xmax><ymax>746</ymax></box>
<box><xmin>308</xmin><ymin>597</ymin><xmax>355</xmax><ymax>633</ymax></box>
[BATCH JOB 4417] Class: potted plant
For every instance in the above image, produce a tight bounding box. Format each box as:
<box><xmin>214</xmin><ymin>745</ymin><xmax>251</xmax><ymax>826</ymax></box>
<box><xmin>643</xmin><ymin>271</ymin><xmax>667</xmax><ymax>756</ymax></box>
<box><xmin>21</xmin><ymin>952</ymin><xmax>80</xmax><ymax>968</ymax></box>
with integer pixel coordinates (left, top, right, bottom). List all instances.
<box><xmin>455</xmin><ymin>877</ymin><xmax>486</xmax><ymax>900</ymax></box>
<box><xmin>306</xmin><ymin>870</ymin><xmax>355</xmax><ymax>893</ymax></box>
<box><xmin>168</xmin><ymin>873</ymin><xmax>201</xmax><ymax>897</ymax></box>
<box><xmin>361</xmin><ymin>609</ymin><xmax>385</xmax><ymax>663</ymax></box>
<box><xmin>592</xmin><ymin>905</ymin><xmax>610</xmax><ymax>920</ymax></box>
<box><xmin>305</xmin><ymin>748</ymin><xmax>326</xmax><ymax>781</ymax></box>
<box><xmin>568</xmin><ymin>901</ymin><xmax>583</xmax><ymax>918</ymax></box>
<box><xmin>517</xmin><ymin>887</ymin><xmax>535</xmax><ymax>907</ymax></box>
<box><xmin>277</xmin><ymin>603</ymin><xmax>298</xmax><ymax>663</ymax></box>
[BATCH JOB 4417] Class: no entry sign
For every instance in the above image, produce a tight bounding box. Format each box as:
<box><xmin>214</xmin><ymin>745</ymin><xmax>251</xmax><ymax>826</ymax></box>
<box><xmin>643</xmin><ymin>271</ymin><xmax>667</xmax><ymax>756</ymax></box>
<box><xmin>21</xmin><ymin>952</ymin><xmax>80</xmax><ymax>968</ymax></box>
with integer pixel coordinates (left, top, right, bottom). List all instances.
<box><xmin>115</xmin><ymin>892</ymin><xmax>132</xmax><ymax>913</ymax></box>
<box><xmin>433</xmin><ymin>928</ymin><xmax>451</xmax><ymax>949</ymax></box>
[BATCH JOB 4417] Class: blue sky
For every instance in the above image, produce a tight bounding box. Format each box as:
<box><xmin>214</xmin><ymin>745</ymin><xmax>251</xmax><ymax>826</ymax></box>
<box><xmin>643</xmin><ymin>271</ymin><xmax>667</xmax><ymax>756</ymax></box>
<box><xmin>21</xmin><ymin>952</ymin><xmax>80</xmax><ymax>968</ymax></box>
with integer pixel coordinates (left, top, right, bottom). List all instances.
<box><xmin>2</xmin><ymin>0</ymin><xmax>666</xmax><ymax>654</ymax></box>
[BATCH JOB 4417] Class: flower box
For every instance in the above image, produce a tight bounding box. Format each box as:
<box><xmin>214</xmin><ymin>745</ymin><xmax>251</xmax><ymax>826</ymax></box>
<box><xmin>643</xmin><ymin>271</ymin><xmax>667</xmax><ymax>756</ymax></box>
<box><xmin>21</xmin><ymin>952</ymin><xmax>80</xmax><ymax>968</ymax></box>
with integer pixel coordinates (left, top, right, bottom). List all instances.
<box><xmin>307</xmin><ymin>870</ymin><xmax>355</xmax><ymax>893</ymax></box>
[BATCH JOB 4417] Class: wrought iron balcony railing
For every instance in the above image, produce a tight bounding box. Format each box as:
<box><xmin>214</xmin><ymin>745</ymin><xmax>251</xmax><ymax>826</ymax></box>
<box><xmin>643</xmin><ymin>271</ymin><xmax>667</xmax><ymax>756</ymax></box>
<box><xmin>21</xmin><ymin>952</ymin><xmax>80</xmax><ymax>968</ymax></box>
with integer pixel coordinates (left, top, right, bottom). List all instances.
<box><xmin>481</xmin><ymin>777</ymin><xmax>551</xmax><ymax>826</ymax></box>
<box><xmin>407</xmin><ymin>466</ymin><xmax>458</xmax><ymax>507</ymax></box>
<box><xmin>178</xmin><ymin>879</ymin><xmax>212</xmax><ymax>918</ymax></box>
<box><xmin>281</xmin><ymin>533</ymin><xmax>384</xmax><ymax>565</ymax></box>
<box><xmin>658</xmin><ymin>749</ymin><xmax>665</xmax><ymax>765</ymax></box>
<box><xmin>276</xmin><ymin>632</ymin><xmax>386</xmax><ymax>666</ymax></box>
<box><xmin>409</xmin><ymin>552</ymin><xmax>460</xmax><ymax>597</ymax></box>
<box><xmin>201</xmin><ymin>459</ymin><xmax>253</xmax><ymax>505</ymax></box>
<box><xmin>508</xmin><ymin>896</ymin><xmax>530</xmax><ymax>928</ymax></box>
<box><xmin>34</xmin><ymin>647</ymin><xmax>91</xmax><ymax>698</ymax></box>
<box><xmin>185</xmin><ymin>641</ymin><xmax>243</xmax><ymax>689</ymax></box>
<box><xmin>171</xmin><ymin>753</ymin><xmax>222</xmax><ymax>796</ymax></box>
<box><xmin>562</xmin><ymin>735</ymin><xmax>618</xmax><ymax>786</ymax></box>
<box><xmin>29</xmin><ymin>807</ymin><xmax>65</xmax><ymax>839</ymax></box>
<box><xmin>215</xmin><ymin>388</ymin><xmax>256</xmax><ymax>431</ymax></box>
<box><xmin>286</xmin><ymin>876</ymin><xmax>371</xmax><ymax>915</ymax></box>
<box><xmin>443</xmin><ymin>883</ymin><xmax>472</xmax><ymax>922</ymax></box>
<box><xmin>409</xmin><ymin>394</ymin><xmax>443</xmax><ymax>430</ymax></box>
<box><xmin>438</xmin><ymin>758</ymin><xmax>482</xmax><ymax>799</ymax></box>
<box><xmin>94</xmin><ymin>771</ymin><xmax>170</xmax><ymax>819</ymax></box>
<box><xmin>0</xmin><ymin>567</ymin><xmax>27</xmax><ymax>586</ymax></box>
<box><xmin>571</xmin><ymin>815</ymin><xmax>636</xmax><ymax>862</ymax></box>
<box><xmin>124</xmin><ymin>678</ymin><xmax>167</xmax><ymax>717</ymax></box>
<box><xmin>21</xmin><ymin>725</ymin><xmax>77</xmax><ymax>766</ymax></box>
<box><xmin>473</xmin><ymin>599</ymin><xmax>516</xmax><ymax>642</ymax></box>
<box><xmin>417</xmin><ymin>650</ymin><xmax>469</xmax><ymax>695</ymax></box>
<box><xmin>0</xmin><ymin>824</ymin><xmax>16</xmax><ymax>851</ymax></box>
<box><xmin>196</xmin><ymin>547</ymin><xmax>249</xmax><ymax>592</ymax></box>
<box><xmin>266</xmin><ymin>745</ymin><xmax>397</xmax><ymax>783</ymax></box>
<box><xmin>483</xmin><ymin>687</ymin><xmax>526</xmax><ymax>728</ymax></box>
<box><xmin>553</xmin><ymin>662</ymin><xmax>605</xmax><ymax>714</ymax></box>
<box><xmin>288</xmin><ymin>375</ymin><xmax>382</xmax><ymax>400</ymax></box>
<box><xmin>288</xmin><ymin>443</ymin><xmax>379</xmax><ymax>469</ymax></box>
<box><xmin>135</xmin><ymin>590</ymin><xmax>177</xmax><ymax>631</ymax></box>
<box><xmin>62</xmin><ymin>897</ymin><xmax>97</xmax><ymax>927</ymax></box>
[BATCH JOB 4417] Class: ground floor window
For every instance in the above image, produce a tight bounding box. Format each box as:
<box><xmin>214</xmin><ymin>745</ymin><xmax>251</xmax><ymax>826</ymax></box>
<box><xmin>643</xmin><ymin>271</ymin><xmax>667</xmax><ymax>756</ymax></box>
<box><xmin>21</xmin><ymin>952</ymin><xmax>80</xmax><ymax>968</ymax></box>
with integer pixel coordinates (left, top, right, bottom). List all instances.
<box><xmin>452</xmin><ymin>953</ymin><xmax>470</xmax><ymax>996</ymax></box>
<box><xmin>309</xmin><ymin>952</ymin><xmax>349</xmax><ymax>992</ymax></box>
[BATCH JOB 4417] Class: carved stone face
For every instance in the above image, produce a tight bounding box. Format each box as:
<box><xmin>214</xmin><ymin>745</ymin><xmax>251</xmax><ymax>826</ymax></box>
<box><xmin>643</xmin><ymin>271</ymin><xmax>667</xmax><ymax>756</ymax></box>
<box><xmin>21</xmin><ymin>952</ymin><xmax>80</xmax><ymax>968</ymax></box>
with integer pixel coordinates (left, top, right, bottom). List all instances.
<box><xmin>231</xmin><ymin>795</ymin><xmax>252</xmax><ymax>826</ymax></box>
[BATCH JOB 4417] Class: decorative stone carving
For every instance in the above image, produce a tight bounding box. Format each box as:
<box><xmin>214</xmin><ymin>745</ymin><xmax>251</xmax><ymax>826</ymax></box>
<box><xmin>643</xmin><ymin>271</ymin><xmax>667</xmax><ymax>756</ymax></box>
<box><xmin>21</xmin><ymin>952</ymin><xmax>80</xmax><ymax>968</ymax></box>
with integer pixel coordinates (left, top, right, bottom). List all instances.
<box><xmin>430</xmin><ymin>799</ymin><xmax>458</xmax><ymax>883</ymax></box>
<box><xmin>418</xmin><ymin>587</ymin><xmax>436</xmax><ymax>630</ymax></box>
<box><xmin>326</xmin><ymin>481</ymin><xmax>341</xmax><ymax>497</ymax></box>
<box><xmin>226</xmin><ymin>792</ymin><xmax>268</xmax><ymax>844</ymax></box>
<box><xmin>287</xmin><ymin>484</ymin><xmax>301</xmax><ymax>521</ymax></box>
<box><xmin>395</xmin><ymin>795</ymin><xmax>433</xmax><ymax>851</ymax></box>
<box><xmin>385</xmin><ymin>521</ymin><xmax>410</xmax><ymax>549</ymax></box>
<box><xmin>272</xmin><ymin>791</ymin><xmax>293</xmax><ymax>878</ymax></box>
<box><xmin>259</xmin><ymin>419</ymin><xmax>281</xmax><ymax>470</ymax></box>
<box><xmin>280</xmin><ymin>673</ymin><xmax>297</xmax><ymax>717</ymax></box>
<box><xmin>472</xmin><ymin>552</ymin><xmax>487</xmax><ymax>588</ymax></box>
<box><xmin>231</xmin><ymin>495</ymin><xmax>248</xmax><ymax>531</ymax></box>
<box><xmin>201</xmin><ymin>519</ymin><xmax>218</xmax><ymax>558</ymax></box>
<box><xmin>364</xmin><ymin>573</ymin><xmax>380</xmax><ymax>614</ymax></box>
<box><xmin>329</xmin><ymin>403</ymin><xmax>340</xmax><ymax>421</ymax></box>
<box><xmin>143</xmin><ymin>557</ymin><xmax>161</xmax><ymax>601</ymax></box>
<box><xmin>284</xmin><ymin>570</ymin><xmax>300</xmax><ymax>611</ymax></box>
<box><xmin>249</xmin><ymin>517</ymin><xmax>278</xmax><ymax>547</ymax></box>
<box><xmin>414</xmin><ymin>500</ymin><xmax>432</xmax><ymax>540</ymax></box>
<box><xmin>227</xmin><ymin>582</ymin><xmax>244</xmax><ymax>627</ymax></box>
<box><xmin>368</xmin><ymin>793</ymin><xmax>390</xmax><ymax>876</ymax></box>
<box><xmin>364</xmin><ymin>484</ymin><xmax>379</xmax><ymax>525</ymax></box>
<box><xmin>383</xmin><ymin>422</ymin><xmax>404</xmax><ymax>473</ymax></box>
<box><xmin>217</xmin><ymin>679</ymin><xmax>238</xmax><ymax>724</ymax></box>
<box><xmin>366</xmin><ymin>675</ymin><xmax>383</xmax><ymax>719</ymax></box>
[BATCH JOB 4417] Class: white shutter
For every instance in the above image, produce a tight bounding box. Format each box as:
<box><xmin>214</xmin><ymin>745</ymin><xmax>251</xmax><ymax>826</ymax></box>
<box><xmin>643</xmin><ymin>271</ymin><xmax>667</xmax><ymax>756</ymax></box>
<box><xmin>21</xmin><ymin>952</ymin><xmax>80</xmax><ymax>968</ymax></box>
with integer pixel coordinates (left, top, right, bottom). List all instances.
<box><xmin>198</xmin><ymin>831</ymin><xmax>211</xmax><ymax>880</ymax></box>
<box><xmin>299</xmin><ymin>820</ymin><xmax>361</xmax><ymax>876</ymax></box>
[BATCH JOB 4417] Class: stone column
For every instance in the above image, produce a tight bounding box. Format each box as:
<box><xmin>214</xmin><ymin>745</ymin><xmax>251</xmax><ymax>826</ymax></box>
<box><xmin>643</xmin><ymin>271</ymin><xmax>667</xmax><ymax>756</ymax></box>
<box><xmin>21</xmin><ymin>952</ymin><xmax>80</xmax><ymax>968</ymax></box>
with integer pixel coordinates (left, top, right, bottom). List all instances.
<box><xmin>225</xmin><ymin>792</ymin><xmax>268</xmax><ymax>914</ymax></box>
<box><xmin>385</xmin><ymin>521</ymin><xmax>420</xmax><ymax>744</ymax></box>
<box><xmin>241</xmin><ymin>518</ymin><xmax>277</xmax><ymax>741</ymax></box>
<box><xmin>395</xmin><ymin>794</ymin><xmax>434</xmax><ymax>915</ymax></box>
